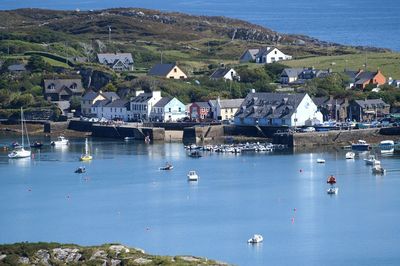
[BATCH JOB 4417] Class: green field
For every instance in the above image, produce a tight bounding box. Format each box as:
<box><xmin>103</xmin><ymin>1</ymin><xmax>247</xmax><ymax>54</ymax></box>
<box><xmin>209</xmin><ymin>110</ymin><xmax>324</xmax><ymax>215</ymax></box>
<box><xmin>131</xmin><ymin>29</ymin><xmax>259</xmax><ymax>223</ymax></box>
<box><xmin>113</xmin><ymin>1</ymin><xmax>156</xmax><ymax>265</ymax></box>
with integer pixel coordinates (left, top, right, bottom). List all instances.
<box><xmin>284</xmin><ymin>52</ymin><xmax>400</xmax><ymax>78</ymax></box>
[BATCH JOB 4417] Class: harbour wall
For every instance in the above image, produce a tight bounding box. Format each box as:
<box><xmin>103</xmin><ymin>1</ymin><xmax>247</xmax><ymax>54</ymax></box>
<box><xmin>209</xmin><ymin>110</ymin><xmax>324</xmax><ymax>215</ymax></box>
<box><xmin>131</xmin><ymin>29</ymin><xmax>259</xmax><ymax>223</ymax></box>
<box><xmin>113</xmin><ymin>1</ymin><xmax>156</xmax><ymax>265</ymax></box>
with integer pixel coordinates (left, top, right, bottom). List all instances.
<box><xmin>288</xmin><ymin>127</ymin><xmax>400</xmax><ymax>147</ymax></box>
<box><xmin>90</xmin><ymin>124</ymin><xmax>165</xmax><ymax>140</ymax></box>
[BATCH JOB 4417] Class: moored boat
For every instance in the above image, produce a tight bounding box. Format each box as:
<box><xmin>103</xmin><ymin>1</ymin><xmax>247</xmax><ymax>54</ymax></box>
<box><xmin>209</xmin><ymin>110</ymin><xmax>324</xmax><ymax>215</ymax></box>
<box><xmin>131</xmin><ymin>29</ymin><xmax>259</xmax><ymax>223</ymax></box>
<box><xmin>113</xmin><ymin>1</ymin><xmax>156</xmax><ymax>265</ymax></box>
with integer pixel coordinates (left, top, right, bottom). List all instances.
<box><xmin>188</xmin><ymin>150</ymin><xmax>202</xmax><ymax>158</ymax></box>
<box><xmin>74</xmin><ymin>166</ymin><xmax>86</xmax><ymax>173</ymax></box>
<box><xmin>327</xmin><ymin>187</ymin><xmax>339</xmax><ymax>194</ymax></box>
<box><xmin>51</xmin><ymin>136</ymin><xmax>69</xmax><ymax>146</ymax></box>
<box><xmin>317</xmin><ymin>158</ymin><xmax>325</xmax><ymax>163</ymax></box>
<box><xmin>80</xmin><ymin>138</ymin><xmax>92</xmax><ymax>161</ymax></box>
<box><xmin>345</xmin><ymin>152</ymin><xmax>355</xmax><ymax>159</ymax></box>
<box><xmin>8</xmin><ymin>108</ymin><xmax>31</xmax><ymax>159</ymax></box>
<box><xmin>160</xmin><ymin>163</ymin><xmax>173</xmax><ymax>170</ymax></box>
<box><xmin>372</xmin><ymin>164</ymin><xmax>385</xmax><ymax>175</ymax></box>
<box><xmin>351</xmin><ymin>140</ymin><xmax>370</xmax><ymax>151</ymax></box>
<box><xmin>187</xmin><ymin>170</ymin><xmax>199</xmax><ymax>181</ymax></box>
<box><xmin>364</xmin><ymin>155</ymin><xmax>380</xmax><ymax>166</ymax></box>
<box><xmin>379</xmin><ymin>140</ymin><xmax>394</xmax><ymax>154</ymax></box>
<box><xmin>248</xmin><ymin>234</ymin><xmax>263</xmax><ymax>244</ymax></box>
<box><xmin>30</xmin><ymin>141</ymin><xmax>43</xmax><ymax>148</ymax></box>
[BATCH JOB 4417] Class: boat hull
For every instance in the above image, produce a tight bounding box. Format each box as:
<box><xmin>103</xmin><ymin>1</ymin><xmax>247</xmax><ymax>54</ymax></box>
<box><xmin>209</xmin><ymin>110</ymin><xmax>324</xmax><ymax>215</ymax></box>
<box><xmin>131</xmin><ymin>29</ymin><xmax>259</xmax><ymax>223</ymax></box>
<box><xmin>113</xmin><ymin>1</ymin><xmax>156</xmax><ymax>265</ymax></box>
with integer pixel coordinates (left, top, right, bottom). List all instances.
<box><xmin>8</xmin><ymin>149</ymin><xmax>31</xmax><ymax>159</ymax></box>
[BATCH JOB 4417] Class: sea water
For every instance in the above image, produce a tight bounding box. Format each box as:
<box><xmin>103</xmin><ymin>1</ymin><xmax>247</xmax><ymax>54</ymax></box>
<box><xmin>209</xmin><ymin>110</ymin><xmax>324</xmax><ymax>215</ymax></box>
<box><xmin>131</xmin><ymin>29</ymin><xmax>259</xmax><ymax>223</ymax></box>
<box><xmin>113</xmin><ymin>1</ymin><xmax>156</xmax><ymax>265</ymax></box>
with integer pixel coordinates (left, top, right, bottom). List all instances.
<box><xmin>1</xmin><ymin>135</ymin><xmax>400</xmax><ymax>265</ymax></box>
<box><xmin>1</xmin><ymin>0</ymin><xmax>399</xmax><ymax>51</ymax></box>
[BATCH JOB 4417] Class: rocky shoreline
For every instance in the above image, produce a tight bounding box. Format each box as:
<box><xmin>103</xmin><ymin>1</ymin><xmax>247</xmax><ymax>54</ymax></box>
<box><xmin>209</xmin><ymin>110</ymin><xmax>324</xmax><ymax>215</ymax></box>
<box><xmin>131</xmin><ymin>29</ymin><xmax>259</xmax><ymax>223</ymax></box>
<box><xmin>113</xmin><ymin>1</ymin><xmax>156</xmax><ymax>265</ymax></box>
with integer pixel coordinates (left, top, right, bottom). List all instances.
<box><xmin>0</xmin><ymin>242</ymin><xmax>229</xmax><ymax>265</ymax></box>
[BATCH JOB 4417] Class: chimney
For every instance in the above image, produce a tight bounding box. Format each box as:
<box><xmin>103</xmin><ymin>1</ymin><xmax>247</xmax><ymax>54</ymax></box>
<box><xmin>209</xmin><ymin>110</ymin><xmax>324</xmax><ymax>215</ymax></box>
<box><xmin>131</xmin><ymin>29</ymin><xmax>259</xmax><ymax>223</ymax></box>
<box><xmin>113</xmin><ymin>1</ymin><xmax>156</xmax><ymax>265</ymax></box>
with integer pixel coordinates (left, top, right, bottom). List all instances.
<box><xmin>152</xmin><ymin>90</ymin><xmax>161</xmax><ymax>99</ymax></box>
<box><xmin>135</xmin><ymin>90</ymin><xmax>144</xmax><ymax>96</ymax></box>
<box><xmin>251</xmin><ymin>89</ymin><xmax>256</xmax><ymax>93</ymax></box>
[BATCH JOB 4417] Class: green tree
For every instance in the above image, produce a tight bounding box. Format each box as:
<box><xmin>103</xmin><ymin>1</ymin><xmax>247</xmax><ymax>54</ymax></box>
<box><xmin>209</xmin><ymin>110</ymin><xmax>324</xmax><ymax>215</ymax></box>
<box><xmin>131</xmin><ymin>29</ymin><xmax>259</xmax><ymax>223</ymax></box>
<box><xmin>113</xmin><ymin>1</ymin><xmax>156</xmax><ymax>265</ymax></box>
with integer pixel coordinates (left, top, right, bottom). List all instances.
<box><xmin>69</xmin><ymin>96</ymin><xmax>82</xmax><ymax>112</ymax></box>
<box><xmin>103</xmin><ymin>82</ymin><xmax>117</xmax><ymax>92</ymax></box>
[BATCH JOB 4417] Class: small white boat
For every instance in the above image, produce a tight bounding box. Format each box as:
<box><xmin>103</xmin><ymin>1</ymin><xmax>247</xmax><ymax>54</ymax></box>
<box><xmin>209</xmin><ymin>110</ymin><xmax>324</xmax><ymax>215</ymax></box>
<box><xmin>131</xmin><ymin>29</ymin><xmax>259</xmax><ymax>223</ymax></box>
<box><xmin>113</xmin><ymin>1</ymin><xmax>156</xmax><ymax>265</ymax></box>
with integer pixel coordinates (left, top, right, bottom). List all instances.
<box><xmin>124</xmin><ymin>136</ymin><xmax>134</xmax><ymax>141</ymax></box>
<box><xmin>352</xmin><ymin>140</ymin><xmax>370</xmax><ymax>151</ymax></box>
<box><xmin>187</xmin><ymin>170</ymin><xmax>199</xmax><ymax>181</ymax></box>
<box><xmin>345</xmin><ymin>152</ymin><xmax>355</xmax><ymax>159</ymax></box>
<box><xmin>51</xmin><ymin>136</ymin><xmax>69</xmax><ymax>146</ymax></box>
<box><xmin>316</xmin><ymin>158</ymin><xmax>325</xmax><ymax>163</ymax></box>
<box><xmin>248</xmin><ymin>234</ymin><xmax>263</xmax><ymax>244</ymax></box>
<box><xmin>372</xmin><ymin>165</ymin><xmax>385</xmax><ymax>175</ymax></box>
<box><xmin>364</xmin><ymin>155</ymin><xmax>380</xmax><ymax>166</ymax></box>
<box><xmin>379</xmin><ymin>140</ymin><xmax>394</xmax><ymax>154</ymax></box>
<box><xmin>8</xmin><ymin>108</ymin><xmax>31</xmax><ymax>159</ymax></box>
<box><xmin>327</xmin><ymin>187</ymin><xmax>339</xmax><ymax>194</ymax></box>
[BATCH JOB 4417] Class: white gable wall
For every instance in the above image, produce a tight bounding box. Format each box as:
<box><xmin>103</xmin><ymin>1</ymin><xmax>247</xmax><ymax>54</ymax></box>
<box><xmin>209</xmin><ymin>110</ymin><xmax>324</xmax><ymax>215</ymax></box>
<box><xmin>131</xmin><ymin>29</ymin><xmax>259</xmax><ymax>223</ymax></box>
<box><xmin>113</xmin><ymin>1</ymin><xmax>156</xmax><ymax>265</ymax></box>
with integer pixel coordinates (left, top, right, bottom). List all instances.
<box><xmin>290</xmin><ymin>94</ymin><xmax>323</xmax><ymax>127</ymax></box>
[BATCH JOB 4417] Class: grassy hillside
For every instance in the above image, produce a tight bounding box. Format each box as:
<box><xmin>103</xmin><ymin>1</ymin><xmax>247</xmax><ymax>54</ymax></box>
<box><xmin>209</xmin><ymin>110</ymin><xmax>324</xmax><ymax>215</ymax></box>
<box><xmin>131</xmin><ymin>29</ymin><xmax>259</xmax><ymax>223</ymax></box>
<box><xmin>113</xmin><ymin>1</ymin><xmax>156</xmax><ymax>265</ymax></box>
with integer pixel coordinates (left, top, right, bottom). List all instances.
<box><xmin>284</xmin><ymin>52</ymin><xmax>400</xmax><ymax>78</ymax></box>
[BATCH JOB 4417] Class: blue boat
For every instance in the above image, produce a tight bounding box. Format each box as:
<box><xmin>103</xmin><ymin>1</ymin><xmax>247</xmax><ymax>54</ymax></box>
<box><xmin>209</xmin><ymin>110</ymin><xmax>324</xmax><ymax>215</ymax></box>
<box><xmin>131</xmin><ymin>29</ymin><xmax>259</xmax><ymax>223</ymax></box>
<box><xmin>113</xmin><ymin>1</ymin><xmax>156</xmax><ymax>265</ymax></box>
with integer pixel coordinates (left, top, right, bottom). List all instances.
<box><xmin>351</xmin><ymin>140</ymin><xmax>370</xmax><ymax>151</ymax></box>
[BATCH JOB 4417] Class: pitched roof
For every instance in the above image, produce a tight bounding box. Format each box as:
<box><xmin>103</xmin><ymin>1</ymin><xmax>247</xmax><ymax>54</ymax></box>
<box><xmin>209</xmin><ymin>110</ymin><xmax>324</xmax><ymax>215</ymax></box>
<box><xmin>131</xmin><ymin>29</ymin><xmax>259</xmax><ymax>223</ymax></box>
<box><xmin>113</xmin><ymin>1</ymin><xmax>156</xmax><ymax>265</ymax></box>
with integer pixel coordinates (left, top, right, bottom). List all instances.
<box><xmin>102</xmin><ymin>91</ymin><xmax>119</xmax><ymax>100</ymax></box>
<box><xmin>148</xmin><ymin>63</ymin><xmax>177</xmax><ymax>76</ymax></box>
<box><xmin>154</xmin><ymin>97</ymin><xmax>173</xmax><ymax>108</ymax></box>
<box><xmin>82</xmin><ymin>90</ymin><xmax>98</xmax><ymax>101</ymax></box>
<box><xmin>354</xmin><ymin>71</ymin><xmax>377</xmax><ymax>85</ymax></box>
<box><xmin>210</xmin><ymin>98</ymin><xmax>244</xmax><ymax>109</ymax></box>
<box><xmin>235</xmin><ymin>92</ymin><xmax>306</xmax><ymax>120</ymax></box>
<box><xmin>210</xmin><ymin>68</ymin><xmax>235</xmax><ymax>79</ymax></box>
<box><xmin>43</xmin><ymin>79</ymin><xmax>84</xmax><ymax>95</ymax></box>
<box><xmin>105</xmin><ymin>99</ymin><xmax>129</xmax><ymax>108</ymax></box>
<box><xmin>192</xmin><ymin>102</ymin><xmax>211</xmax><ymax>108</ymax></box>
<box><xmin>97</xmin><ymin>53</ymin><xmax>133</xmax><ymax>65</ymax></box>
<box><xmin>353</xmin><ymin>99</ymin><xmax>389</xmax><ymax>108</ymax></box>
<box><xmin>240</xmin><ymin>49</ymin><xmax>260</xmax><ymax>60</ymax></box>
<box><xmin>281</xmin><ymin>68</ymin><xmax>304</xmax><ymax>78</ymax></box>
<box><xmin>92</xmin><ymin>99</ymin><xmax>110</xmax><ymax>107</ymax></box>
<box><xmin>312</xmin><ymin>97</ymin><xmax>346</xmax><ymax>107</ymax></box>
<box><xmin>130</xmin><ymin>93</ymin><xmax>153</xmax><ymax>103</ymax></box>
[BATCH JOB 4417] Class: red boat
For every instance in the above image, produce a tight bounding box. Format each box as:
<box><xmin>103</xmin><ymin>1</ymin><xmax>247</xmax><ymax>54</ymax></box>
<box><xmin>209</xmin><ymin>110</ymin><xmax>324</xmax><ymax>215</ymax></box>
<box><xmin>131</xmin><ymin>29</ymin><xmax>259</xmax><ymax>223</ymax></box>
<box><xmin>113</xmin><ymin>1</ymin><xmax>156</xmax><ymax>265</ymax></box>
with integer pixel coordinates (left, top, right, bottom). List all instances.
<box><xmin>327</xmin><ymin>175</ymin><xmax>336</xmax><ymax>184</ymax></box>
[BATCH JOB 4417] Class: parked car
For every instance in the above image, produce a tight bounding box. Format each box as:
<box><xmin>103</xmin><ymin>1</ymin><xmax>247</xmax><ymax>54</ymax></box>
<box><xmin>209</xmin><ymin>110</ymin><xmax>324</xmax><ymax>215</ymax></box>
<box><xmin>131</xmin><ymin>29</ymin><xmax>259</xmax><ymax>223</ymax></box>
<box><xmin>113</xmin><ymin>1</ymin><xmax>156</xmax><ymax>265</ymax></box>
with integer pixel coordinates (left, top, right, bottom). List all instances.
<box><xmin>302</xmin><ymin>127</ymin><xmax>316</xmax><ymax>132</ymax></box>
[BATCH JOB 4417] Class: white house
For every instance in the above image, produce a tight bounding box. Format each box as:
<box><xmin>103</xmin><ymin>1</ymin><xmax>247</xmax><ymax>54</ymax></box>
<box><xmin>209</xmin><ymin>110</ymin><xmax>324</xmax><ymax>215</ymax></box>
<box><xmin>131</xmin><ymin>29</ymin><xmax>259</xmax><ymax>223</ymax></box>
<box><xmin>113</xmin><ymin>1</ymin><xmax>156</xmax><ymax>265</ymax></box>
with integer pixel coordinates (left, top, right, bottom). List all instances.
<box><xmin>81</xmin><ymin>90</ymin><xmax>119</xmax><ymax>115</ymax></box>
<box><xmin>234</xmin><ymin>92</ymin><xmax>322</xmax><ymax>127</ymax></box>
<box><xmin>210</xmin><ymin>68</ymin><xmax>240</xmax><ymax>81</ymax></box>
<box><xmin>209</xmin><ymin>97</ymin><xmax>244</xmax><ymax>121</ymax></box>
<box><xmin>150</xmin><ymin>97</ymin><xmax>186</xmax><ymax>122</ymax></box>
<box><xmin>130</xmin><ymin>90</ymin><xmax>162</xmax><ymax>121</ymax></box>
<box><xmin>240</xmin><ymin>47</ymin><xmax>292</xmax><ymax>64</ymax></box>
<box><xmin>91</xmin><ymin>99</ymin><xmax>131</xmax><ymax>121</ymax></box>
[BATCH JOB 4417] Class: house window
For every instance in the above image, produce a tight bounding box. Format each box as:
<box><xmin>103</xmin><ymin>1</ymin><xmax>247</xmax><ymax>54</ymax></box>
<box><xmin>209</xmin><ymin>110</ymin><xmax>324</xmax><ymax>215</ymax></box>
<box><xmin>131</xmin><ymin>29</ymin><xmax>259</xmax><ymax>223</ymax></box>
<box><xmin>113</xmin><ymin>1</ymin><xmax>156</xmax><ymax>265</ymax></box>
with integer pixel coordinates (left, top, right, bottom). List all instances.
<box><xmin>279</xmin><ymin>57</ymin><xmax>283</xmax><ymax>60</ymax></box>
<box><xmin>178</xmin><ymin>107</ymin><xmax>181</xmax><ymax>112</ymax></box>
<box><xmin>174</xmin><ymin>68</ymin><xmax>177</xmax><ymax>73</ymax></box>
<box><xmin>275</xmin><ymin>51</ymin><xmax>277</xmax><ymax>54</ymax></box>
<box><xmin>168</xmin><ymin>108</ymin><xmax>171</xmax><ymax>112</ymax></box>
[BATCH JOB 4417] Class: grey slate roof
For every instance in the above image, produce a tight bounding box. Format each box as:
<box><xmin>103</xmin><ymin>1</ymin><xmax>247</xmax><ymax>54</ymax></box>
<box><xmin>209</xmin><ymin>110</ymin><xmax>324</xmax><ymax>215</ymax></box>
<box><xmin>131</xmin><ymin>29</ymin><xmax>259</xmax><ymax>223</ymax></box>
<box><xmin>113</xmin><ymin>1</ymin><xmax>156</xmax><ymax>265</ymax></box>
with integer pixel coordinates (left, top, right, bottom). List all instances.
<box><xmin>210</xmin><ymin>68</ymin><xmax>232</xmax><ymax>79</ymax></box>
<box><xmin>193</xmin><ymin>102</ymin><xmax>211</xmax><ymax>109</ymax></box>
<box><xmin>44</xmin><ymin>79</ymin><xmax>84</xmax><ymax>95</ymax></box>
<box><xmin>281</xmin><ymin>68</ymin><xmax>304</xmax><ymax>78</ymax></box>
<box><xmin>102</xmin><ymin>92</ymin><xmax>119</xmax><ymax>100</ymax></box>
<box><xmin>313</xmin><ymin>97</ymin><xmax>345</xmax><ymax>107</ymax></box>
<box><xmin>154</xmin><ymin>97</ymin><xmax>172</xmax><ymax>108</ymax></box>
<box><xmin>105</xmin><ymin>99</ymin><xmax>130</xmax><ymax>109</ymax></box>
<box><xmin>131</xmin><ymin>93</ymin><xmax>153</xmax><ymax>103</ymax></box>
<box><xmin>97</xmin><ymin>53</ymin><xmax>133</xmax><ymax>65</ymax></box>
<box><xmin>354</xmin><ymin>71</ymin><xmax>377</xmax><ymax>85</ymax></box>
<box><xmin>239</xmin><ymin>49</ymin><xmax>260</xmax><ymax>61</ymax></box>
<box><xmin>210</xmin><ymin>98</ymin><xmax>244</xmax><ymax>109</ymax></box>
<box><xmin>82</xmin><ymin>90</ymin><xmax>98</xmax><ymax>101</ymax></box>
<box><xmin>148</xmin><ymin>63</ymin><xmax>177</xmax><ymax>76</ymax></box>
<box><xmin>235</xmin><ymin>93</ymin><xmax>306</xmax><ymax>120</ymax></box>
<box><xmin>353</xmin><ymin>99</ymin><xmax>389</xmax><ymax>109</ymax></box>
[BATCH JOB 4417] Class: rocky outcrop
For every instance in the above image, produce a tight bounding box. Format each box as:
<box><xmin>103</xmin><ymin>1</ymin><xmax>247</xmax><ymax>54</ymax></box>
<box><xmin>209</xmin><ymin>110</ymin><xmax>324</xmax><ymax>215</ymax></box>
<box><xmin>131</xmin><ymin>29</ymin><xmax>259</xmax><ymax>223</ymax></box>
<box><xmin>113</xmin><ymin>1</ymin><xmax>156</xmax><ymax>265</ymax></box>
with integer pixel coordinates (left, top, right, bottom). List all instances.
<box><xmin>0</xmin><ymin>242</ymin><xmax>229</xmax><ymax>265</ymax></box>
<box><xmin>79</xmin><ymin>67</ymin><xmax>114</xmax><ymax>90</ymax></box>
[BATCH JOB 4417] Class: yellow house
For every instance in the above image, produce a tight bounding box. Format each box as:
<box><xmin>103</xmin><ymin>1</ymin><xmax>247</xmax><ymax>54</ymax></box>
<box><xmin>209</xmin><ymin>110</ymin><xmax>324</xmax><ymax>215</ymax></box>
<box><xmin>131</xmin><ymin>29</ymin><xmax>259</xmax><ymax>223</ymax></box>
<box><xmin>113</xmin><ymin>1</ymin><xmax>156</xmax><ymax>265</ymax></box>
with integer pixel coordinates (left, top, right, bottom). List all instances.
<box><xmin>148</xmin><ymin>63</ymin><xmax>187</xmax><ymax>79</ymax></box>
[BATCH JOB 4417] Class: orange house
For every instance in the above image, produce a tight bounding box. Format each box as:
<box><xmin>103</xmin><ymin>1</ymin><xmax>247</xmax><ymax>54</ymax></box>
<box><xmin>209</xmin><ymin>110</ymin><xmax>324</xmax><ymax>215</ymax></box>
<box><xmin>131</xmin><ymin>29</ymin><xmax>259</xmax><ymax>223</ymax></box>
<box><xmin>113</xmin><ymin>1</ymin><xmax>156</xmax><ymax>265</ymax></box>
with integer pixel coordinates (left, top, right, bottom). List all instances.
<box><xmin>354</xmin><ymin>70</ymin><xmax>386</xmax><ymax>90</ymax></box>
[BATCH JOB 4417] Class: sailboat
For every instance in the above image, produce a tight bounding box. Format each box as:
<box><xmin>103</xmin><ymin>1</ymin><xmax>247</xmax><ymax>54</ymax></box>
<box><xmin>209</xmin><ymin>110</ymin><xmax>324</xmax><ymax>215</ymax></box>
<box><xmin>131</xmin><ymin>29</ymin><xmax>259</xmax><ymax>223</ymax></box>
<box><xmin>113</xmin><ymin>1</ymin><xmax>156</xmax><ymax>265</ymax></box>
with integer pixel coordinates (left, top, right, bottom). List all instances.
<box><xmin>79</xmin><ymin>138</ymin><xmax>92</xmax><ymax>161</ymax></box>
<box><xmin>8</xmin><ymin>108</ymin><xmax>31</xmax><ymax>159</ymax></box>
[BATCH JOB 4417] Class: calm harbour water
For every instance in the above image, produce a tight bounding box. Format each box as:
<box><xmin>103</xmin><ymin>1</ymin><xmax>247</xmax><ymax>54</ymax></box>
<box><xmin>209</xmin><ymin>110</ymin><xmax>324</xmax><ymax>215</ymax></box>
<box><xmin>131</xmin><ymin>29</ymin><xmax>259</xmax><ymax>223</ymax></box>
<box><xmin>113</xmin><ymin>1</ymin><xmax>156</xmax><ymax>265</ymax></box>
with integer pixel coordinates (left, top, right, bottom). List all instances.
<box><xmin>1</xmin><ymin>134</ymin><xmax>400</xmax><ymax>265</ymax></box>
<box><xmin>1</xmin><ymin>0</ymin><xmax>399</xmax><ymax>51</ymax></box>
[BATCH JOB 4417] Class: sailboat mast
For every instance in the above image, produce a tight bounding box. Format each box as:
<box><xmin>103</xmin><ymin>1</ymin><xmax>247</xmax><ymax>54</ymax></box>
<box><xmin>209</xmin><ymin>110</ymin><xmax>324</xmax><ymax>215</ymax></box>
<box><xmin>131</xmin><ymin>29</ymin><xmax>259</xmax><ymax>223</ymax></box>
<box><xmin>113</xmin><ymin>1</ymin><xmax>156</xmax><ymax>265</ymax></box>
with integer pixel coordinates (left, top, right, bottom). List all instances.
<box><xmin>21</xmin><ymin>107</ymin><xmax>24</xmax><ymax>147</ymax></box>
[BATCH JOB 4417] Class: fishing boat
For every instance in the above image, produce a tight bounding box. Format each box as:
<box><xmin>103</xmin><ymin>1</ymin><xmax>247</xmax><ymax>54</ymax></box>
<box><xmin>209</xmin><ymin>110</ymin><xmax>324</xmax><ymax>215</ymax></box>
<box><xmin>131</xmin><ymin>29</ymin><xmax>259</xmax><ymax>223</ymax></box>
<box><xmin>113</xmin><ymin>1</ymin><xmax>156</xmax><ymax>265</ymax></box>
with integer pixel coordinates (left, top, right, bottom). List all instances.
<box><xmin>159</xmin><ymin>162</ymin><xmax>173</xmax><ymax>170</ymax></box>
<box><xmin>379</xmin><ymin>140</ymin><xmax>394</xmax><ymax>154</ymax></box>
<box><xmin>187</xmin><ymin>171</ymin><xmax>199</xmax><ymax>181</ymax></box>
<box><xmin>317</xmin><ymin>158</ymin><xmax>325</xmax><ymax>163</ymax></box>
<box><xmin>8</xmin><ymin>108</ymin><xmax>31</xmax><ymax>159</ymax></box>
<box><xmin>79</xmin><ymin>138</ymin><xmax>92</xmax><ymax>161</ymax></box>
<box><xmin>345</xmin><ymin>152</ymin><xmax>355</xmax><ymax>159</ymax></box>
<box><xmin>51</xmin><ymin>136</ymin><xmax>69</xmax><ymax>146</ymax></box>
<box><xmin>247</xmin><ymin>234</ymin><xmax>263</xmax><ymax>244</ymax></box>
<box><xmin>351</xmin><ymin>140</ymin><xmax>370</xmax><ymax>151</ymax></box>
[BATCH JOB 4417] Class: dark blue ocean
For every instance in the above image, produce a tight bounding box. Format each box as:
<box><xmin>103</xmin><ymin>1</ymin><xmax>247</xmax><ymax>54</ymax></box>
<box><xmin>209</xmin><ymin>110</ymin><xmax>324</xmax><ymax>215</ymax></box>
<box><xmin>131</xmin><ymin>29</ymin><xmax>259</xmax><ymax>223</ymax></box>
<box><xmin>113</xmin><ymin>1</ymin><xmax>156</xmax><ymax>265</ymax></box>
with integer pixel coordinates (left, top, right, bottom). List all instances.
<box><xmin>1</xmin><ymin>135</ymin><xmax>400</xmax><ymax>265</ymax></box>
<box><xmin>1</xmin><ymin>0</ymin><xmax>399</xmax><ymax>51</ymax></box>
